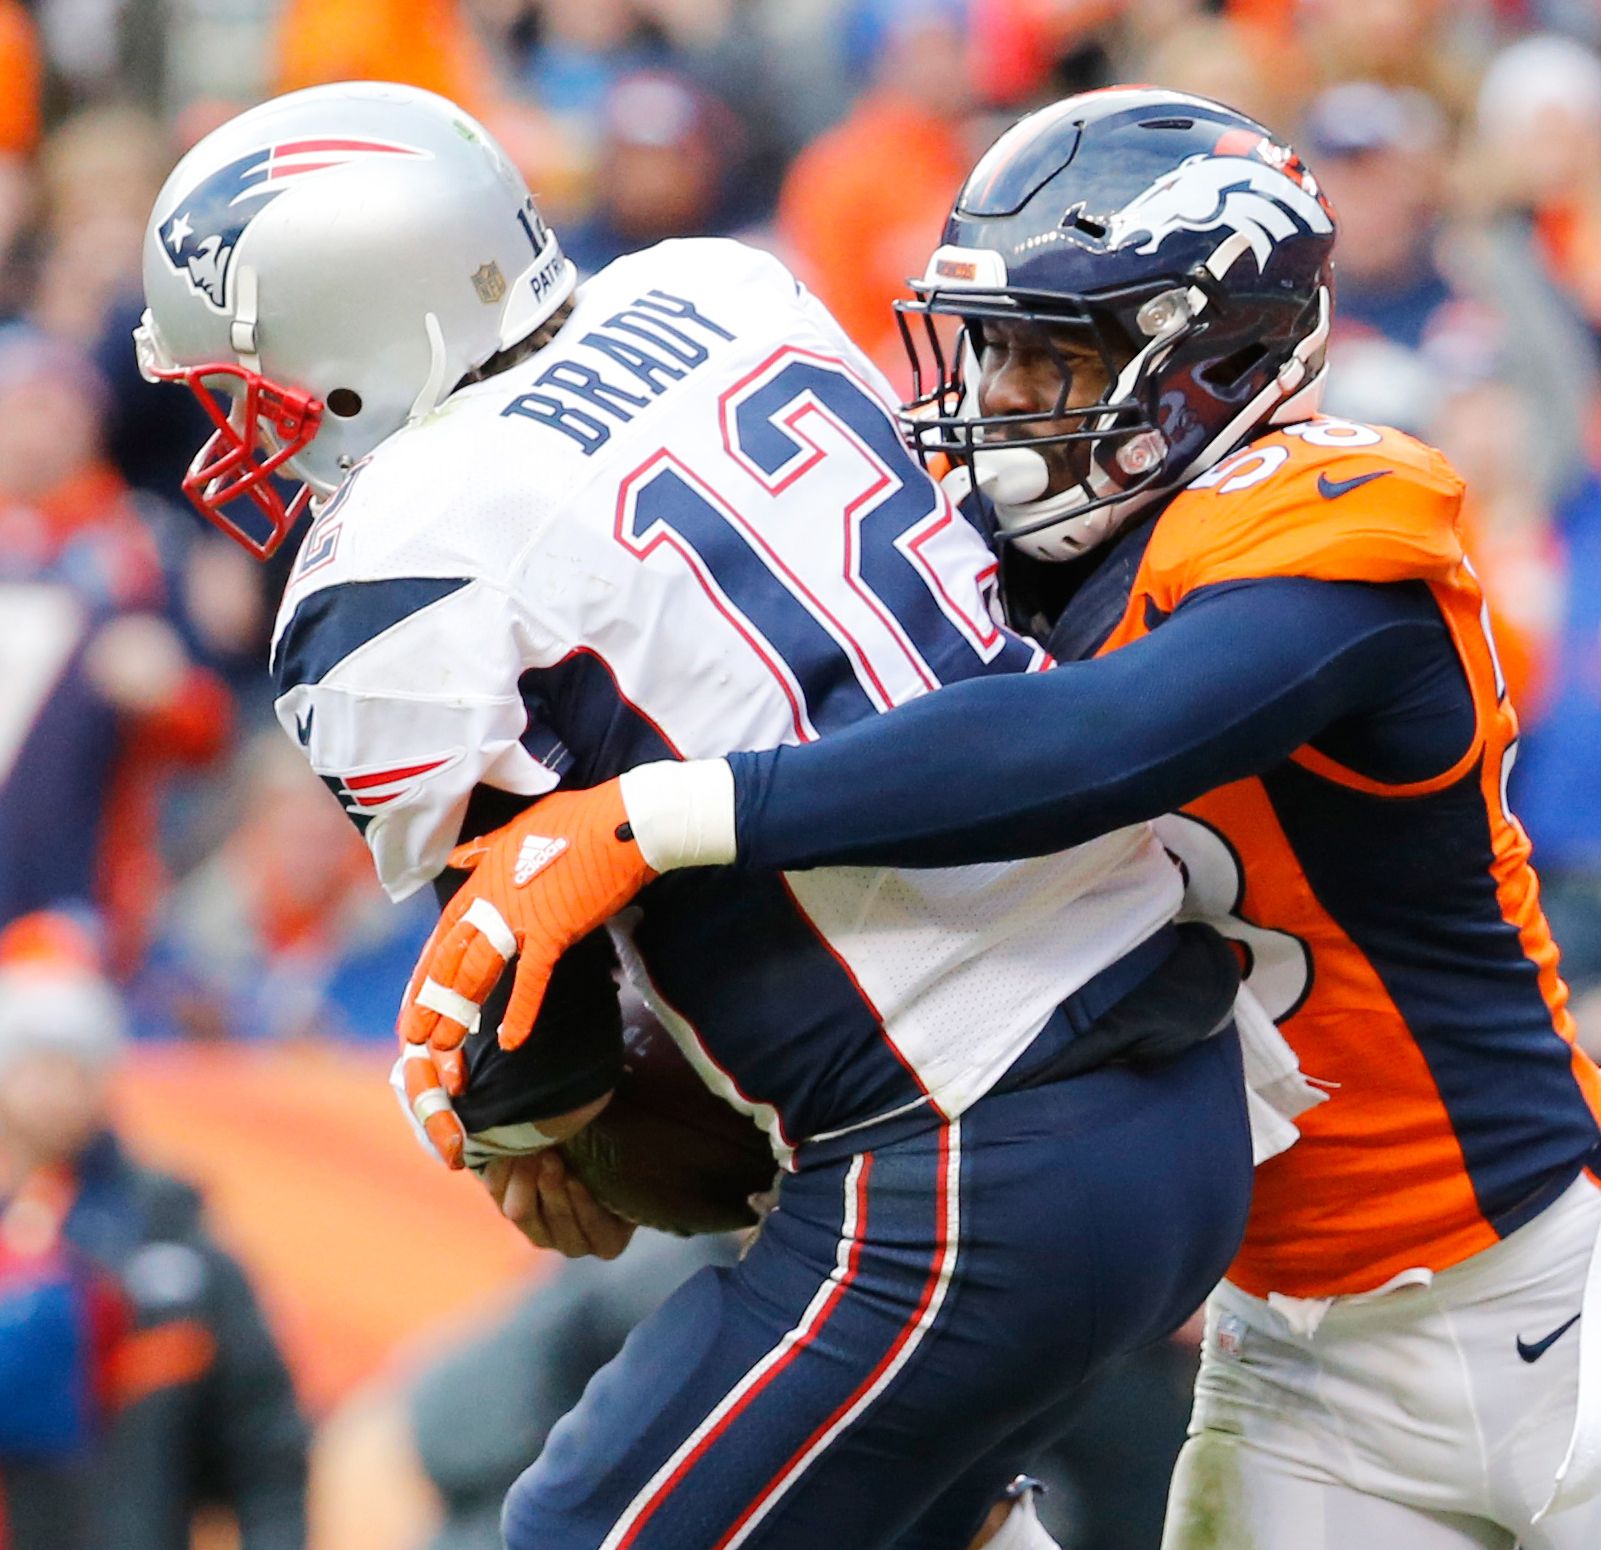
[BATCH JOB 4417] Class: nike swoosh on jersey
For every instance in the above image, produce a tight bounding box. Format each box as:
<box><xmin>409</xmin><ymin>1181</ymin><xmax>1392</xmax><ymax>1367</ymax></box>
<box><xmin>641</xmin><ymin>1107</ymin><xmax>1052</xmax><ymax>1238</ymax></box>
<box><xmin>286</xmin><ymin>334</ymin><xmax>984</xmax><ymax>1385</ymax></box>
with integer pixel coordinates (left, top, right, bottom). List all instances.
<box><xmin>1317</xmin><ymin>469</ymin><xmax>1392</xmax><ymax>500</ymax></box>
<box><xmin>1516</xmin><ymin>1312</ymin><xmax>1580</xmax><ymax>1363</ymax></box>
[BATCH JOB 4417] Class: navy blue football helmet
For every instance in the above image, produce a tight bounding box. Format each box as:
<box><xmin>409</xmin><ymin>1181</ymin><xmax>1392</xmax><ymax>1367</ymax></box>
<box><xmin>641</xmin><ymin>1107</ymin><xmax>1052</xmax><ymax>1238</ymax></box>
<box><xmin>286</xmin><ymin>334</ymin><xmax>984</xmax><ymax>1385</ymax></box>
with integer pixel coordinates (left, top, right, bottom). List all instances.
<box><xmin>898</xmin><ymin>88</ymin><xmax>1337</xmax><ymax>560</ymax></box>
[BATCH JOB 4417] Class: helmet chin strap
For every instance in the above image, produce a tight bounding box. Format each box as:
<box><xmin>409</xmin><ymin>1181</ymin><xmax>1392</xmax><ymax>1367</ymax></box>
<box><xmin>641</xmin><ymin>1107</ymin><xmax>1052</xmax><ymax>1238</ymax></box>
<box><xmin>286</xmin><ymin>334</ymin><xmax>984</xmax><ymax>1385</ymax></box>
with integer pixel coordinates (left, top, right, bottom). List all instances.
<box><xmin>229</xmin><ymin>264</ymin><xmax>261</xmax><ymax>371</ymax></box>
<box><xmin>408</xmin><ymin>312</ymin><xmax>450</xmax><ymax>421</ymax></box>
<box><xmin>226</xmin><ymin>262</ymin><xmax>338</xmax><ymax>502</ymax></box>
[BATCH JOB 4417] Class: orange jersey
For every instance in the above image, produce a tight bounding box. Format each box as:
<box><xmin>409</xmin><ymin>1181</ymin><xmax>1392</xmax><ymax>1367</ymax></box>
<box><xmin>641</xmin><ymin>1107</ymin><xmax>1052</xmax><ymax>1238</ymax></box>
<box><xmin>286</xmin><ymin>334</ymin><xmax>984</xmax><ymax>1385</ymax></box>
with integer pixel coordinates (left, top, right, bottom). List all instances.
<box><xmin>1095</xmin><ymin>417</ymin><xmax>1601</xmax><ymax>1298</ymax></box>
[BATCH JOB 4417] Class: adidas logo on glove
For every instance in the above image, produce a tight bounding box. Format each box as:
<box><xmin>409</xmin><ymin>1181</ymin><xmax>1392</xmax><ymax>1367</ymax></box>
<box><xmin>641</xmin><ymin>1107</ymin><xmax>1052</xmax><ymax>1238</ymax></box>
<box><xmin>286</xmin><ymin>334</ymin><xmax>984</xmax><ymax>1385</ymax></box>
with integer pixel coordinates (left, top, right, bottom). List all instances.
<box><xmin>513</xmin><ymin>833</ymin><xmax>569</xmax><ymax>886</ymax></box>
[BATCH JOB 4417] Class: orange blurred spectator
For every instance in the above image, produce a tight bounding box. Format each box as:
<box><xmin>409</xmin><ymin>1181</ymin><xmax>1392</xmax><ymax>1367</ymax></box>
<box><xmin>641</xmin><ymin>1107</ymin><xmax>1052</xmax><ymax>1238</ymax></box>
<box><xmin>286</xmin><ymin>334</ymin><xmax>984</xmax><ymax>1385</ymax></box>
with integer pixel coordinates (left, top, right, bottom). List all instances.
<box><xmin>778</xmin><ymin>0</ymin><xmax>977</xmax><ymax>384</ymax></box>
<box><xmin>274</xmin><ymin>0</ymin><xmax>497</xmax><ymax>115</ymax></box>
<box><xmin>272</xmin><ymin>0</ymin><xmax>588</xmax><ymax>220</ymax></box>
<box><xmin>0</xmin><ymin>0</ymin><xmax>39</xmax><ymax>319</ymax></box>
<box><xmin>967</xmin><ymin>0</ymin><xmax>1122</xmax><ymax>106</ymax></box>
<box><xmin>1224</xmin><ymin>0</ymin><xmax>1295</xmax><ymax>40</ymax></box>
<box><xmin>0</xmin><ymin>0</ymin><xmax>40</xmax><ymax>156</ymax></box>
<box><xmin>0</xmin><ymin>330</ymin><xmax>232</xmax><ymax>971</ymax></box>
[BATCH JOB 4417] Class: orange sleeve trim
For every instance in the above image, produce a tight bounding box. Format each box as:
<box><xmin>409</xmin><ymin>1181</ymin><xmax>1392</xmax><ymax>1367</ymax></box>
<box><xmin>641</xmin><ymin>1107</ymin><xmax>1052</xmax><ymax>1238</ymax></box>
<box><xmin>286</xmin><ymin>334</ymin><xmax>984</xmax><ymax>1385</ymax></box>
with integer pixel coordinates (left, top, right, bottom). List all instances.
<box><xmin>1282</xmin><ymin>567</ymin><xmax>1498</xmax><ymax>795</ymax></box>
<box><xmin>1287</xmin><ymin>731</ymin><xmax>1486</xmax><ymax>798</ymax></box>
<box><xmin>110</xmin><ymin>1319</ymin><xmax>216</xmax><ymax>1409</ymax></box>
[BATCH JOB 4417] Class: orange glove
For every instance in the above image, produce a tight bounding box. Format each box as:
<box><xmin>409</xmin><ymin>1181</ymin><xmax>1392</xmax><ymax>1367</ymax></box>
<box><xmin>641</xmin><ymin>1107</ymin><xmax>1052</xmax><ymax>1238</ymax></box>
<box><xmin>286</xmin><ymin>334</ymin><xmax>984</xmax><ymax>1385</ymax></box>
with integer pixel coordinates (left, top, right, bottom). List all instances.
<box><xmin>392</xmin><ymin>1044</ymin><xmax>468</xmax><ymax>1168</ymax></box>
<box><xmin>392</xmin><ymin>914</ymin><xmax>470</xmax><ymax>1166</ymax></box>
<box><xmin>397</xmin><ymin>778</ymin><xmax>656</xmax><ymax>1061</ymax></box>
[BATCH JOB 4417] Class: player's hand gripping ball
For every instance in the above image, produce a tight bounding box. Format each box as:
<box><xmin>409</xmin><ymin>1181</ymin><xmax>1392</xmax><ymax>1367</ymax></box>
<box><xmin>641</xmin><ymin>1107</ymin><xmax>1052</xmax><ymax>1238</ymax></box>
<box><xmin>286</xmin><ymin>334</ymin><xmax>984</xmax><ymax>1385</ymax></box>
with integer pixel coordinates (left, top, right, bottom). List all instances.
<box><xmin>397</xmin><ymin>779</ymin><xmax>656</xmax><ymax>1067</ymax></box>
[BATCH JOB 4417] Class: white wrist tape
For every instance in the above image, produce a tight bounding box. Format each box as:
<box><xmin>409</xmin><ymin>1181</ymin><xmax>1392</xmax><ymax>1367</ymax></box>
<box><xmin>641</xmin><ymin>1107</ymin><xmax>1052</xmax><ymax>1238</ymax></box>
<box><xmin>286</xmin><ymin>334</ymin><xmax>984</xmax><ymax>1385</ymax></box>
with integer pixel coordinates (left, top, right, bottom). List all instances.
<box><xmin>389</xmin><ymin>1051</ymin><xmax>451</xmax><ymax>1162</ymax></box>
<box><xmin>618</xmin><ymin>759</ymin><xmax>738</xmax><ymax>872</ymax></box>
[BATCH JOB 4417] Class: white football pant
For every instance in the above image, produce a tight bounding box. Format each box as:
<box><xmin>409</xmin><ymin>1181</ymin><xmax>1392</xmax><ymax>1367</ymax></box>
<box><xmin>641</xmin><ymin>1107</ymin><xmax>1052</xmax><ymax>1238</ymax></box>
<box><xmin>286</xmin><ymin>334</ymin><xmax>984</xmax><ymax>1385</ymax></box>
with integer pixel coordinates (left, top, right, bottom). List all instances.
<box><xmin>1162</xmin><ymin>1171</ymin><xmax>1601</xmax><ymax>1549</ymax></box>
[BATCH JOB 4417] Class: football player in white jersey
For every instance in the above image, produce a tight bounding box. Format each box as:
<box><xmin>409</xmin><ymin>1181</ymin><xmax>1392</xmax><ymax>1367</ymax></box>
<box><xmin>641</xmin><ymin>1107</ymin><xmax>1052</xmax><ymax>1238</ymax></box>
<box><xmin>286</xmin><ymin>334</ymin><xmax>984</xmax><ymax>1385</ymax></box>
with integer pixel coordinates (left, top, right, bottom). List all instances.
<box><xmin>136</xmin><ymin>83</ymin><xmax>1268</xmax><ymax>1550</ymax></box>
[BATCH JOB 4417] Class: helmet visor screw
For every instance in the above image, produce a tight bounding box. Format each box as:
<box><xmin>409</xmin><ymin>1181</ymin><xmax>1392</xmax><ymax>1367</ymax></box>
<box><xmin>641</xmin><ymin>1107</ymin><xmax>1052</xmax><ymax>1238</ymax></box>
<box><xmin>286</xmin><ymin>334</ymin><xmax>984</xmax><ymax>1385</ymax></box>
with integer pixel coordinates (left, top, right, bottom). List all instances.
<box><xmin>1136</xmin><ymin>289</ymin><xmax>1194</xmax><ymax>337</ymax></box>
<box><xmin>1116</xmin><ymin>430</ymin><xmax>1167</xmax><ymax>475</ymax></box>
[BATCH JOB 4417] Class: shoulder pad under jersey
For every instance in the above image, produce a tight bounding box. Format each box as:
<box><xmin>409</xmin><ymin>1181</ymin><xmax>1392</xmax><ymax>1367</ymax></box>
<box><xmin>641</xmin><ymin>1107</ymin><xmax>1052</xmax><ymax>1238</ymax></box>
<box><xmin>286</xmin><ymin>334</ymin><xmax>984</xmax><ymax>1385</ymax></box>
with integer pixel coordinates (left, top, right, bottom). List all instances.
<box><xmin>1141</xmin><ymin>417</ymin><xmax>1467</xmax><ymax>608</ymax></box>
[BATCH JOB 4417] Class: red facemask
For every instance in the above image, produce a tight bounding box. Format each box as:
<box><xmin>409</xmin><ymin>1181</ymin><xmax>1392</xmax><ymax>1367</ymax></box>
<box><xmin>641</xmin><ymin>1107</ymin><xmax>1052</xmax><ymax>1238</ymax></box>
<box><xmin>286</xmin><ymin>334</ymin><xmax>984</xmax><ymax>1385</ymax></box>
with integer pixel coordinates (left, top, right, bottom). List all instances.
<box><xmin>145</xmin><ymin>357</ymin><xmax>324</xmax><ymax>559</ymax></box>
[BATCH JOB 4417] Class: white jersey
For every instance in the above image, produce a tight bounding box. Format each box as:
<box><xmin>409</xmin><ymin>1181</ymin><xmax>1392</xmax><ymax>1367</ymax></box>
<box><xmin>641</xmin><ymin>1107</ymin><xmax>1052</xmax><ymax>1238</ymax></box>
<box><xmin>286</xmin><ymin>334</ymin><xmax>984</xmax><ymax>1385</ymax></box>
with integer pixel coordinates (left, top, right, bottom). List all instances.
<box><xmin>271</xmin><ymin>238</ymin><xmax>1180</xmax><ymax>1158</ymax></box>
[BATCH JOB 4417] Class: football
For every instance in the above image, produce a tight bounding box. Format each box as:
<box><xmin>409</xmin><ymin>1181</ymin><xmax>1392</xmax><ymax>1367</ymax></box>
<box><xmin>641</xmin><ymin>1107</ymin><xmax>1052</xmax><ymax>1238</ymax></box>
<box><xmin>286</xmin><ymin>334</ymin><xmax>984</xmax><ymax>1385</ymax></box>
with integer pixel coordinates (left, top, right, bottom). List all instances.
<box><xmin>559</xmin><ymin>1005</ymin><xmax>777</xmax><ymax>1236</ymax></box>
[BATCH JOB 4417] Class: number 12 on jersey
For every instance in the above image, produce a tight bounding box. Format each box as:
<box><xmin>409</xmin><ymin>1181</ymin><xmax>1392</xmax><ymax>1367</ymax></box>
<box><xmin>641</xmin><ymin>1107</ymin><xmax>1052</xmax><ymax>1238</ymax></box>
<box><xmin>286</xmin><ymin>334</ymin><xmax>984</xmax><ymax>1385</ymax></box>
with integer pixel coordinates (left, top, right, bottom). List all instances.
<box><xmin>615</xmin><ymin>349</ymin><xmax>1038</xmax><ymax>741</ymax></box>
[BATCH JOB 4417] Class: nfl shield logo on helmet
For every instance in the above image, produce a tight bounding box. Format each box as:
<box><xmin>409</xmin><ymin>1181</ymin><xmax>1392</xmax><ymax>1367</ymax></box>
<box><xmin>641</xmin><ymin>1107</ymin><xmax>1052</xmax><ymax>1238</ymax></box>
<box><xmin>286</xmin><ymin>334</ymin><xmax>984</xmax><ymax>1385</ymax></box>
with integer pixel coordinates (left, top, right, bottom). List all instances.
<box><xmin>471</xmin><ymin>261</ymin><xmax>507</xmax><ymax>304</ymax></box>
<box><xmin>160</xmin><ymin>138</ymin><xmax>430</xmax><ymax>312</ymax></box>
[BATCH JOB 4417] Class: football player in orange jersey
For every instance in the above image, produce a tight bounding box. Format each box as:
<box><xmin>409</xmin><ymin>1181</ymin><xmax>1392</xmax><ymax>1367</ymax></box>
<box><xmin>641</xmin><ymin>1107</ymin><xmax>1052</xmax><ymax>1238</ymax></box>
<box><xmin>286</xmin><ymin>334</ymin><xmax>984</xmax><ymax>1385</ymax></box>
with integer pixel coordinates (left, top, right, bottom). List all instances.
<box><xmin>407</xmin><ymin>90</ymin><xmax>1601</xmax><ymax>1549</ymax></box>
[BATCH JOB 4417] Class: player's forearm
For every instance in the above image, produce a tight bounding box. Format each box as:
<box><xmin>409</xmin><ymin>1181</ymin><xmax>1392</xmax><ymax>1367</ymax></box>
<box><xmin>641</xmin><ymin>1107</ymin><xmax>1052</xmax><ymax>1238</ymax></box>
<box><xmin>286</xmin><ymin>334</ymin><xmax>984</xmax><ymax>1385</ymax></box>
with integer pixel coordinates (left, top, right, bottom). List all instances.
<box><xmin>728</xmin><ymin>667</ymin><xmax>1215</xmax><ymax>869</ymax></box>
<box><xmin>625</xmin><ymin>661</ymin><xmax>1265</xmax><ymax>873</ymax></box>
<box><xmin>622</xmin><ymin>579</ymin><xmax>1447</xmax><ymax>874</ymax></box>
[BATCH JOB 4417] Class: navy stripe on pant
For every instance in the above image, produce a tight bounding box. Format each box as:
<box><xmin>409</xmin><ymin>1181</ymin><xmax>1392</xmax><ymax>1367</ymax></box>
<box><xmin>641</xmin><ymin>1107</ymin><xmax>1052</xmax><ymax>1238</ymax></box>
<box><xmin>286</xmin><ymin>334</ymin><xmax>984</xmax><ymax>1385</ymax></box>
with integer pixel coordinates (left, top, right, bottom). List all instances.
<box><xmin>504</xmin><ymin>1028</ymin><xmax>1253</xmax><ymax>1550</ymax></box>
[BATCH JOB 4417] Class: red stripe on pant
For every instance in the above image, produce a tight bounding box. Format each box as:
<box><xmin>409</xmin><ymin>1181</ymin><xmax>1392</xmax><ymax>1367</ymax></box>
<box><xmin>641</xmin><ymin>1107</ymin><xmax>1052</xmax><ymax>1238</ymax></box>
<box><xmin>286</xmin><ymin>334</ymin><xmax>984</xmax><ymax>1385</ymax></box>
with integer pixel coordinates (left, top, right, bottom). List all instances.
<box><xmin>713</xmin><ymin>1123</ymin><xmax>956</xmax><ymax>1550</ymax></box>
<box><xmin>614</xmin><ymin>1153</ymin><xmax>876</xmax><ymax>1549</ymax></box>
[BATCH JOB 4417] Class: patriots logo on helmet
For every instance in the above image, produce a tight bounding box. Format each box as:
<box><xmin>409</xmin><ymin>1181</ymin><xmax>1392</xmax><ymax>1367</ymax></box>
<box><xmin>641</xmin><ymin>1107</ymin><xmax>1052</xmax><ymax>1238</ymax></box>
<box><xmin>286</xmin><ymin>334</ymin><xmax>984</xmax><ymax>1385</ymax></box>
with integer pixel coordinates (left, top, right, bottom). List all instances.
<box><xmin>1100</xmin><ymin>153</ymin><xmax>1334</xmax><ymax>271</ymax></box>
<box><xmin>160</xmin><ymin>139</ymin><xmax>429</xmax><ymax>312</ymax></box>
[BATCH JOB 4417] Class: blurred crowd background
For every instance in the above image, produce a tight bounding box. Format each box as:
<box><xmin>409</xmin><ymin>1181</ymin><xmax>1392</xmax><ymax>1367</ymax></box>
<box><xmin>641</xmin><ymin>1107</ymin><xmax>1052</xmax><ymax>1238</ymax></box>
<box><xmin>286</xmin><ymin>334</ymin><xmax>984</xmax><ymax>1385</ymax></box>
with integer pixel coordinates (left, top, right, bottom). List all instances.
<box><xmin>2</xmin><ymin>0</ymin><xmax>1601</xmax><ymax>1546</ymax></box>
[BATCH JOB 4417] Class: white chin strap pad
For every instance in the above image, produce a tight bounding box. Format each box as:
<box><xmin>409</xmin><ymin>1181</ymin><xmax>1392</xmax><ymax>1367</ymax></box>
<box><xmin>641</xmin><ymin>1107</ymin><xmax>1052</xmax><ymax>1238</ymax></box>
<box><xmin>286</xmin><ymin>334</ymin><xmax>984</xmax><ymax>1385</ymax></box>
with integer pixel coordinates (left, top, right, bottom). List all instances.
<box><xmin>971</xmin><ymin>445</ymin><xmax>1052</xmax><ymax>507</ymax></box>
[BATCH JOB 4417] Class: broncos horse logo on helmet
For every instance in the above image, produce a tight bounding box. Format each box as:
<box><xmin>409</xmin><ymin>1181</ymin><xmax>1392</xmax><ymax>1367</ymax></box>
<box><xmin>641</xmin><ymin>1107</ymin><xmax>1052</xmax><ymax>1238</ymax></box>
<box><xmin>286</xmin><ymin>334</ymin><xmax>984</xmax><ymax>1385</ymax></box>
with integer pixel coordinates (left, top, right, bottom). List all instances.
<box><xmin>898</xmin><ymin>89</ymin><xmax>1338</xmax><ymax>564</ymax></box>
<box><xmin>159</xmin><ymin>139</ymin><xmax>428</xmax><ymax>312</ymax></box>
<box><xmin>1103</xmin><ymin>151</ymin><xmax>1332</xmax><ymax>266</ymax></box>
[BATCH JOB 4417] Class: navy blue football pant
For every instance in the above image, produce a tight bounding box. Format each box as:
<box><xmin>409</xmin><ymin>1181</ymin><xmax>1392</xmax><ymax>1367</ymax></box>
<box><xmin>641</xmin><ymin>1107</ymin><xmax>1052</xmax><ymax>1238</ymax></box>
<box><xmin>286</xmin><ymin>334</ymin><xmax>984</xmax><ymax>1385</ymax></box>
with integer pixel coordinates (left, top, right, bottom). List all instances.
<box><xmin>502</xmin><ymin>1028</ymin><xmax>1252</xmax><ymax>1550</ymax></box>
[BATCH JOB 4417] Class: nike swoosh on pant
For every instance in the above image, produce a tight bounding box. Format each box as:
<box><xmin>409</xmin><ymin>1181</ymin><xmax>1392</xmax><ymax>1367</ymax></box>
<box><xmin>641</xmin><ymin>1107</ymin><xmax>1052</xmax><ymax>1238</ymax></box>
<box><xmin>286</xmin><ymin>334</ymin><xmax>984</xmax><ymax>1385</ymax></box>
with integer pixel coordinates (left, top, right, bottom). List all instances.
<box><xmin>1516</xmin><ymin>1312</ymin><xmax>1580</xmax><ymax>1363</ymax></box>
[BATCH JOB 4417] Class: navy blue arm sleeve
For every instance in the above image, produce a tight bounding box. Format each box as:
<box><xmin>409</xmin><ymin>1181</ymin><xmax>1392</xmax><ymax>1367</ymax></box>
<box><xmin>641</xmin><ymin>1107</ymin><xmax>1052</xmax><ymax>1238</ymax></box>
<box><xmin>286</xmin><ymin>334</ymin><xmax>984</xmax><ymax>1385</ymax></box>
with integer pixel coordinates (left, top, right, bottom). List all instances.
<box><xmin>729</xmin><ymin>577</ymin><xmax>1465</xmax><ymax>870</ymax></box>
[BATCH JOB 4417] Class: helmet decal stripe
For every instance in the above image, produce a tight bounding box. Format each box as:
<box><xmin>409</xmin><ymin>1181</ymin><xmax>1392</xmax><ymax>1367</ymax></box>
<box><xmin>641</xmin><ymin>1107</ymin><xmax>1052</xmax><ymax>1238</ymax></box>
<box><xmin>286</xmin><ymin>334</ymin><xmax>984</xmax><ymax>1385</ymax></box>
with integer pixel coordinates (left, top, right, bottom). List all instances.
<box><xmin>266</xmin><ymin>138</ymin><xmax>428</xmax><ymax>181</ymax></box>
<box><xmin>161</xmin><ymin>139</ymin><xmax>432</xmax><ymax>310</ymax></box>
<box><xmin>273</xmin><ymin>137</ymin><xmax>427</xmax><ymax>156</ymax></box>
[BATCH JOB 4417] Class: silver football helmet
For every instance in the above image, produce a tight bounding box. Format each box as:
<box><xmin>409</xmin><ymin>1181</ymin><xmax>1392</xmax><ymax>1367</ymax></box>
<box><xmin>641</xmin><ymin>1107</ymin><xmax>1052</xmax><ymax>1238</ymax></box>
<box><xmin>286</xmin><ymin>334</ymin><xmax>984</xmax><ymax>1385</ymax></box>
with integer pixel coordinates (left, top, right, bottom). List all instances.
<box><xmin>137</xmin><ymin>81</ymin><xmax>576</xmax><ymax>557</ymax></box>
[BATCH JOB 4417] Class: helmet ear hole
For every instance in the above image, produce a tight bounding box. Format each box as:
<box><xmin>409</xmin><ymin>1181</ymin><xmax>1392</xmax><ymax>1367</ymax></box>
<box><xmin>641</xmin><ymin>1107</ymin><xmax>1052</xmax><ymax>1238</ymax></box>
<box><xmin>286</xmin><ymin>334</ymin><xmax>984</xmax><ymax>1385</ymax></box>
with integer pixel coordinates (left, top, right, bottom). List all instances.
<box><xmin>1201</xmin><ymin>342</ymin><xmax>1268</xmax><ymax>393</ymax></box>
<box><xmin>327</xmin><ymin>388</ymin><xmax>363</xmax><ymax>418</ymax></box>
